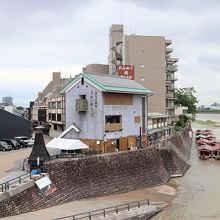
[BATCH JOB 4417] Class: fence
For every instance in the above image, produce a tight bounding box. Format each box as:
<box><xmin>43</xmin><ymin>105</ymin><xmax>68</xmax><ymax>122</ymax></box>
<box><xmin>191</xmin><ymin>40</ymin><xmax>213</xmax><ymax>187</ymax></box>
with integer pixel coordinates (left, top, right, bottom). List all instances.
<box><xmin>53</xmin><ymin>200</ymin><xmax>152</xmax><ymax>220</ymax></box>
<box><xmin>0</xmin><ymin>172</ymin><xmax>32</xmax><ymax>192</ymax></box>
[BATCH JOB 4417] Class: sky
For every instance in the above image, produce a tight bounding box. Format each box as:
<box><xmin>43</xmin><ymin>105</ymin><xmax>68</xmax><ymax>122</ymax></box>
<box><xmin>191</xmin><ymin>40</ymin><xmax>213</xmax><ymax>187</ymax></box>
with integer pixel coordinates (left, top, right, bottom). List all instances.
<box><xmin>0</xmin><ymin>0</ymin><xmax>220</xmax><ymax>107</ymax></box>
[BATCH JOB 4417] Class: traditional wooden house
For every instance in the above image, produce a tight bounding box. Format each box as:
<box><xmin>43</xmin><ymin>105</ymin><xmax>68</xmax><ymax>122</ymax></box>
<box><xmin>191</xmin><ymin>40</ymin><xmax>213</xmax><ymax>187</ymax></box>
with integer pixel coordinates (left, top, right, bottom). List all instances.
<box><xmin>59</xmin><ymin>72</ymin><xmax>153</xmax><ymax>153</ymax></box>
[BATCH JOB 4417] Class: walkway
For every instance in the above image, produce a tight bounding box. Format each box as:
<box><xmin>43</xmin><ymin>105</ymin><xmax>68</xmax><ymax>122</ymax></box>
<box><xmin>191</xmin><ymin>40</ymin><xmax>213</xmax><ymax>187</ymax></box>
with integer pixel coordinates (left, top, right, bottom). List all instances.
<box><xmin>3</xmin><ymin>185</ymin><xmax>175</xmax><ymax>220</ymax></box>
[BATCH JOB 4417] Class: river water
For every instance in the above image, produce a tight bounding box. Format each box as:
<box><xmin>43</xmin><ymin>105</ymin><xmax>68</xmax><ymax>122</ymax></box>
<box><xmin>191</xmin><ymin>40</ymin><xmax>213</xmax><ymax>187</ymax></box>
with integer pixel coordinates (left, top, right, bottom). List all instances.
<box><xmin>152</xmin><ymin>115</ymin><xmax>220</xmax><ymax>220</ymax></box>
<box><xmin>196</xmin><ymin>113</ymin><xmax>220</xmax><ymax>123</ymax></box>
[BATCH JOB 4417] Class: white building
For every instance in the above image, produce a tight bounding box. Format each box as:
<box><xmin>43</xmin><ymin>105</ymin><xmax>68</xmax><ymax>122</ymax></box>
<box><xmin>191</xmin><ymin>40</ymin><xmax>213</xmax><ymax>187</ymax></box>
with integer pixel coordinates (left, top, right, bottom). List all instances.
<box><xmin>59</xmin><ymin>72</ymin><xmax>152</xmax><ymax>153</ymax></box>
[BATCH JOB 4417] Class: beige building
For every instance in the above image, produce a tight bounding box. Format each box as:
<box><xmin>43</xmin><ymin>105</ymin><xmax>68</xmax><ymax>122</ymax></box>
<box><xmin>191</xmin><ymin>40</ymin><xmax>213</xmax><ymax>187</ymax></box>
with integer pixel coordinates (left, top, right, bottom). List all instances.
<box><xmin>46</xmin><ymin>95</ymin><xmax>65</xmax><ymax>137</ymax></box>
<box><xmin>108</xmin><ymin>24</ymin><xmax>178</xmax><ymax>121</ymax></box>
<box><xmin>83</xmin><ymin>64</ymin><xmax>109</xmax><ymax>75</ymax></box>
<box><xmin>32</xmin><ymin>72</ymin><xmax>70</xmax><ymax>127</ymax></box>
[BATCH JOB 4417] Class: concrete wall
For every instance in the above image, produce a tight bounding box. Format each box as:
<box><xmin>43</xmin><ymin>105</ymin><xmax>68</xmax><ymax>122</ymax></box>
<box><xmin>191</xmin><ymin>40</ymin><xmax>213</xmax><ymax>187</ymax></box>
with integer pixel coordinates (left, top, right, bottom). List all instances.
<box><xmin>65</xmin><ymin>80</ymin><xmax>104</xmax><ymax>140</ymax></box>
<box><xmin>0</xmin><ymin>109</ymin><xmax>32</xmax><ymax>139</ymax></box>
<box><xmin>0</xmin><ymin>126</ymin><xmax>192</xmax><ymax>218</ymax></box>
<box><xmin>65</xmin><ymin>80</ymin><xmax>146</xmax><ymax>141</ymax></box>
<box><xmin>124</xmin><ymin>35</ymin><xmax>166</xmax><ymax>114</ymax></box>
<box><xmin>104</xmin><ymin>95</ymin><xmax>144</xmax><ymax>139</ymax></box>
<box><xmin>85</xmin><ymin>64</ymin><xmax>109</xmax><ymax>75</ymax></box>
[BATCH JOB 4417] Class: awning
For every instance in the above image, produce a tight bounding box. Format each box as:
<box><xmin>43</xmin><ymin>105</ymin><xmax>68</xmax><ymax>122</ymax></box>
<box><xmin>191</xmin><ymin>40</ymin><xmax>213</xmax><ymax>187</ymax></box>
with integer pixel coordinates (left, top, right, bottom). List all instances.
<box><xmin>46</xmin><ymin>138</ymin><xmax>89</xmax><ymax>150</ymax></box>
<box><xmin>148</xmin><ymin>126</ymin><xmax>173</xmax><ymax>135</ymax></box>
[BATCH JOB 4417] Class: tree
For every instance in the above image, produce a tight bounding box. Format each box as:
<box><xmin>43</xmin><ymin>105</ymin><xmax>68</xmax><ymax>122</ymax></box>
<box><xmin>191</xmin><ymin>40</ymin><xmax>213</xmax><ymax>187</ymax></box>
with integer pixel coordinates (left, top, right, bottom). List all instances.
<box><xmin>175</xmin><ymin>87</ymin><xmax>199</xmax><ymax>121</ymax></box>
<box><xmin>174</xmin><ymin>114</ymin><xmax>190</xmax><ymax>130</ymax></box>
<box><xmin>16</xmin><ymin>106</ymin><xmax>24</xmax><ymax>110</ymax></box>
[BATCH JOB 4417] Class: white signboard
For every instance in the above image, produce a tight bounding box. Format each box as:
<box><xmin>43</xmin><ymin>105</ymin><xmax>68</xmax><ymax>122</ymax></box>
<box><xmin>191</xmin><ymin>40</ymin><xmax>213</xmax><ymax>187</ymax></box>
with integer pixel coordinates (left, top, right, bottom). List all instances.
<box><xmin>35</xmin><ymin>176</ymin><xmax>57</xmax><ymax>196</ymax></box>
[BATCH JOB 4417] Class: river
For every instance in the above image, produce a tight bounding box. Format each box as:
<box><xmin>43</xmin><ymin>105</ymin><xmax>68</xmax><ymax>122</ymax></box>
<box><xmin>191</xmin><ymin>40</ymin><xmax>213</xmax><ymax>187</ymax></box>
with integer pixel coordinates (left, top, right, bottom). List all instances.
<box><xmin>196</xmin><ymin>113</ymin><xmax>220</xmax><ymax>123</ymax></box>
<box><xmin>152</xmin><ymin>115</ymin><xmax>220</xmax><ymax>220</ymax></box>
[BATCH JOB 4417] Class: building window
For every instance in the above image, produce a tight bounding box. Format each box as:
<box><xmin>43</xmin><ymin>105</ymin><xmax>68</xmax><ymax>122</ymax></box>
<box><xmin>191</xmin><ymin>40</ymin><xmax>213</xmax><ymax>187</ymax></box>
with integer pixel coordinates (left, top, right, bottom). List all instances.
<box><xmin>140</xmin><ymin>76</ymin><xmax>146</xmax><ymax>82</ymax></box>
<box><xmin>79</xmin><ymin>95</ymin><xmax>86</xmax><ymax>100</ymax></box>
<box><xmin>52</xmin><ymin>102</ymin><xmax>56</xmax><ymax>109</ymax></box>
<box><xmin>49</xmin><ymin>113</ymin><xmax>52</xmax><ymax>120</ymax></box>
<box><xmin>81</xmin><ymin>77</ymin><xmax>84</xmax><ymax>85</ymax></box>
<box><xmin>54</xmin><ymin>124</ymin><xmax>57</xmax><ymax>130</ymax></box>
<box><xmin>52</xmin><ymin>114</ymin><xmax>56</xmax><ymax>121</ymax></box>
<box><xmin>57</xmin><ymin>101</ymin><xmax>61</xmax><ymax>109</ymax></box>
<box><xmin>57</xmin><ymin>114</ymin><xmax>61</xmax><ymax>121</ymax></box>
<box><xmin>105</xmin><ymin>115</ymin><xmax>121</xmax><ymax>124</ymax></box>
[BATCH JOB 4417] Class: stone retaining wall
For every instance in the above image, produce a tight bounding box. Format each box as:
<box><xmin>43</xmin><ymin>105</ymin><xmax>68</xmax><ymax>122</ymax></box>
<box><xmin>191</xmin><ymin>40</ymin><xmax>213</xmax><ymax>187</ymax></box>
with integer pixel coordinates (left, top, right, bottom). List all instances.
<box><xmin>0</xmin><ymin>126</ymin><xmax>192</xmax><ymax>218</ymax></box>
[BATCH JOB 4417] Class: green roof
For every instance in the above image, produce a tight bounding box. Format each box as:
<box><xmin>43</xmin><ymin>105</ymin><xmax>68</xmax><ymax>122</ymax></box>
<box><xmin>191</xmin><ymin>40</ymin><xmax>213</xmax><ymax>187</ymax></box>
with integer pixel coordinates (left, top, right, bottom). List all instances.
<box><xmin>60</xmin><ymin>72</ymin><xmax>153</xmax><ymax>95</ymax></box>
<box><xmin>148</xmin><ymin>126</ymin><xmax>173</xmax><ymax>135</ymax></box>
<box><xmin>148</xmin><ymin>112</ymin><xmax>169</xmax><ymax>119</ymax></box>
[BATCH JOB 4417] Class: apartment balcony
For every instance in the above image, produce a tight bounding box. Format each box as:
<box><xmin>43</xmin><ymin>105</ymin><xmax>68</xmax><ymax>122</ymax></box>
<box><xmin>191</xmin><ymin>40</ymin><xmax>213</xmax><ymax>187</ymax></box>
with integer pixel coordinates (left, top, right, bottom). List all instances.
<box><xmin>166</xmin><ymin>95</ymin><xmax>178</xmax><ymax>100</ymax></box>
<box><xmin>166</xmin><ymin>106</ymin><xmax>175</xmax><ymax>110</ymax></box>
<box><xmin>166</xmin><ymin>76</ymin><xmax>178</xmax><ymax>81</ymax></box>
<box><xmin>105</xmin><ymin>122</ymin><xmax>122</xmax><ymax>132</ymax></box>
<box><xmin>166</xmin><ymin>80</ymin><xmax>172</xmax><ymax>85</ymax></box>
<box><xmin>167</xmin><ymin>86</ymin><xmax>176</xmax><ymax>91</ymax></box>
<box><xmin>76</xmin><ymin>99</ymin><xmax>88</xmax><ymax>112</ymax></box>
<box><xmin>166</xmin><ymin>48</ymin><xmax>173</xmax><ymax>54</ymax></box>
<box><xmin>166</xmin><ymin>58</ymin><xmax>179</xmax><ymax>64</ymax></box>
<box><xmin>173</xmin><ymin>58</ymin><xmax>179</xmax><ymax>63</ymax></box>
<box><xmin>165</xmin><ymin>39</ymin><xmax>172</xmax><ymax>46</ymax></box>
<box><xmin>166</xmin><ymin>65</ymin><xmax>178</xmax><ymax>72</ymax></box>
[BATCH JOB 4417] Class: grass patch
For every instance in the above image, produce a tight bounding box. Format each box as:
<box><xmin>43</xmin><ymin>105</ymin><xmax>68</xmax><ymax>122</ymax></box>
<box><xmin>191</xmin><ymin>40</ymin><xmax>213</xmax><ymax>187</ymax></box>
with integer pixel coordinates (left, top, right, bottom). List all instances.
<box><xmin>194</xmin><ymin>120</ymin><xmax>220</xmax><ymax>127</ymax></box>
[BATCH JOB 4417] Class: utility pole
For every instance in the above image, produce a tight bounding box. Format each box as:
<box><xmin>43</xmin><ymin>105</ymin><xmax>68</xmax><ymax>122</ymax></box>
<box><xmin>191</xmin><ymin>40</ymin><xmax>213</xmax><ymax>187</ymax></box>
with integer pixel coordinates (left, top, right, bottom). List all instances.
<box><xmin>139</xmin><ymin>126</ymin><xmax>142</xmax><ymax>148</ymax></box>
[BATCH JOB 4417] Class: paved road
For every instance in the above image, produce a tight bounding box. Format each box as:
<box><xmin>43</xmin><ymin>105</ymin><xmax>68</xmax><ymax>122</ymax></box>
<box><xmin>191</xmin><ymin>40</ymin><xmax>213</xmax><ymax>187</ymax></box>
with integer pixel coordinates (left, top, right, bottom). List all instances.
<box><xmin>0</xmin><ymin>134</ymin><xmax>53</xmax><ymax>179</ymax></box>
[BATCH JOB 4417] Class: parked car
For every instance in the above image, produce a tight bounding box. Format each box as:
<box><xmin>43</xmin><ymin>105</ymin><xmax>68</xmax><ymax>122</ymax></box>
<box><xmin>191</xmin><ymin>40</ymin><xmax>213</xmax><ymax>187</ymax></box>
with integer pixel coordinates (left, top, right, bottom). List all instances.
<box><xmin>24</xmin><ymin>137</ymin><xmax>34</xmax><ymax>147</ymax></box>
<box><xmin>14</xmin><ymin>136</ymin><xmax>31</xmax><ymax>148</ymax></box>
<box><xmin>0</xmin><ymin>141</ymin><xmax>12</xmax><ymax>151</ymax></box>
<box><xmin>1</xmin><ymin>139</ymin><xmax>21</xmax><ymax>150</ymax></box>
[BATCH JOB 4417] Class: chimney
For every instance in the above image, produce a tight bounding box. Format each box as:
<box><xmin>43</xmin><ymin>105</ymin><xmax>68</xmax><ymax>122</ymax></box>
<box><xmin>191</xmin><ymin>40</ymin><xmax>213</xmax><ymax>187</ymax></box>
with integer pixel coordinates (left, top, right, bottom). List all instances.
<box><xmin>53</xmin><ymin>72</ymin><xmax>61</xmax><ymax>82</ymax></box>
<box><xmin>38</xmin><ymin>92</ymin><xmax>42</xmax><ymax>101</ymax></box>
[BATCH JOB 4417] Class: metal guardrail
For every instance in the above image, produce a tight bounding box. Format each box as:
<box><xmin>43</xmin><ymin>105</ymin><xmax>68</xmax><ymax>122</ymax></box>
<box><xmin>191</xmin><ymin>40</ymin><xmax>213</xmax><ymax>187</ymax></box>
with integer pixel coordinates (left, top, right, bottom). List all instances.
<box><xmin>0</xmin><ymin>172</ymin><xmax>32</xmax><ymax>192</ymax></box>
<box><xmin>53</xmin><ymin>200</ymin><xmax>151</xmax><ymax>220</ymax></box>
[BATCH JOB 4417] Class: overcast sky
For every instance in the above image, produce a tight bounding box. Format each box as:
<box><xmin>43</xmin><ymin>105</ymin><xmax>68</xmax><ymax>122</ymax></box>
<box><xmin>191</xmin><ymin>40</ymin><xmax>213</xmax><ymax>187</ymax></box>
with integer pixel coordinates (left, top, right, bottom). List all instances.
<box><xmin>0</xmin><ymin>0</ymin><xmax>219</xmax><ymax>107</ymax></box>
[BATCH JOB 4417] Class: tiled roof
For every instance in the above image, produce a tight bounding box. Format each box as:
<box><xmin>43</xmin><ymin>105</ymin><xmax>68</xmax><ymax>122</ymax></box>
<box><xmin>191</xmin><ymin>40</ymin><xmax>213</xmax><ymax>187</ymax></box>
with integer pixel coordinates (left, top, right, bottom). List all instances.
<box><xmin>60</xmin><ymin>72</ymin><xmax>153</xmax><ymax>95</ymax></box>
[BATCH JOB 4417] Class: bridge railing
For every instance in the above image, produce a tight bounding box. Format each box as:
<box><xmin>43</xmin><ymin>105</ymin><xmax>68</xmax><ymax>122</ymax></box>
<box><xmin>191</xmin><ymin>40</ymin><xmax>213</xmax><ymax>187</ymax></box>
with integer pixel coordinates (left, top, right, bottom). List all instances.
<box><xmin>53</xmin><ymin>199</ymin><xmax>152</xmax><ymax>220</ymax></box>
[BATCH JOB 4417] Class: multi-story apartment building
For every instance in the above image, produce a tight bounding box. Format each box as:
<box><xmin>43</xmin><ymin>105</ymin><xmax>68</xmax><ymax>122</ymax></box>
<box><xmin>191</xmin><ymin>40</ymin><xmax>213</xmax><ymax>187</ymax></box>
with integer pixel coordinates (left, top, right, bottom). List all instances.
<box><xmin>2</xmin><ymin>96</ymin><xmax>13</xmax><ymax>106</ymax></box>
<box><xmin>108</xmin><ymin>24</ymin><xmax>179</xmax><ymax>122</ymax></box>
<box><xmin>46</xmin><ymin>95</ymin><xmax>65</xmax><ymax>137</ymax></box>
<box><xmin>59</xmin><ymin>72</ymin><xmax>152</xmax><ymax>153</ymax></box>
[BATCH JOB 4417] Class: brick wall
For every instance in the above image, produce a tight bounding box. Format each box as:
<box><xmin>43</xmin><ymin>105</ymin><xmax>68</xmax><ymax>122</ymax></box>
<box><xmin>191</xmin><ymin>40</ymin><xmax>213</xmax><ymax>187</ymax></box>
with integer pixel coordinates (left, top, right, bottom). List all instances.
<box><xmin>0</xmin><ymin>126</ymin><xmax>192</xmax><ymax>218</ymax></box>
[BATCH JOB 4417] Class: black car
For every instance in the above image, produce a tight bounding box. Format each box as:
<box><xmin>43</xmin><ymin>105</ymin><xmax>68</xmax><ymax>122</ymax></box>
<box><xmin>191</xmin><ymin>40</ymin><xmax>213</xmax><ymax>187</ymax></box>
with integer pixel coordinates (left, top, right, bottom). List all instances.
<box><xmin>1</xmin><ymin>139</ymin><xmax>21</xmax><ymax>150</ymax></box>
<box><xmin>0</xmin><ymin>141</ymin><xmax>12</xmax><ymax>151</ymax></box>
